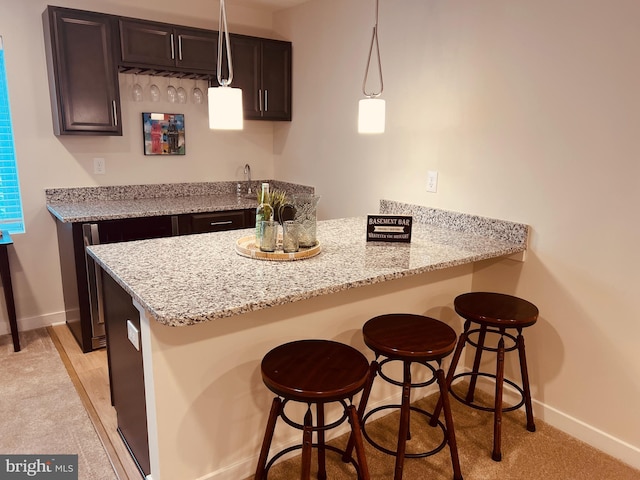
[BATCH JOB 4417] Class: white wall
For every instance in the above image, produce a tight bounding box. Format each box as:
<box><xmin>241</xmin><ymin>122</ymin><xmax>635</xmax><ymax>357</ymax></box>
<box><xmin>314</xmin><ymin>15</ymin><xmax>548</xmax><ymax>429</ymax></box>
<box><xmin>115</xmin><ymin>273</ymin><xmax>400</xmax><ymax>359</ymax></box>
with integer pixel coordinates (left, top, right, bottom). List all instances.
<box><xmin>274</xmin><ymin>0</ymin><xmax>640</xmax><ymax>468</ymax></box>
<box><xmin>2</xmin><ymin>0</ymin><xmax>639</xmax><ymax>470</ymax></box>
<box><xmin>0</xmin><ymin>0</ymin><xmax>280</xmax><ymax>333</ymax></box>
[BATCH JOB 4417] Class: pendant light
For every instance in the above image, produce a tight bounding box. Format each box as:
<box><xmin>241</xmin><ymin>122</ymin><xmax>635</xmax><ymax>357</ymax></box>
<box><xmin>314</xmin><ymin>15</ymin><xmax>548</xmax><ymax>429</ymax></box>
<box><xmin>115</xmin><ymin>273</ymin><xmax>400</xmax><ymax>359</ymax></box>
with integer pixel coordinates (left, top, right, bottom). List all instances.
<box><xmin>209</xmin><ymin>0</ymin><xmax>243</xmax><ymax>130</ymax></box>
<box><xmin>358</xmin><ymin>0</ymin><xmax>385</xmax><ymax>134</ymax></box>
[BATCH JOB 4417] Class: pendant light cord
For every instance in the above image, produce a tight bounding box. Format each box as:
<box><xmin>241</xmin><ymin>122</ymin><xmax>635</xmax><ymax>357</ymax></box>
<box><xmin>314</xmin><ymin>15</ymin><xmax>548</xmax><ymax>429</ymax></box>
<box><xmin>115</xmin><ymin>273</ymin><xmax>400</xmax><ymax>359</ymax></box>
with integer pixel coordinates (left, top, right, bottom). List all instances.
<box><xmin>362</xmin><ymin>0</ymin><xmax>383</xmax><ymax>98</ymax></box>
<box><xmin>217</xmin><ymin>0</ymin><xmax>233</xmax><ymax>87</ymax></box>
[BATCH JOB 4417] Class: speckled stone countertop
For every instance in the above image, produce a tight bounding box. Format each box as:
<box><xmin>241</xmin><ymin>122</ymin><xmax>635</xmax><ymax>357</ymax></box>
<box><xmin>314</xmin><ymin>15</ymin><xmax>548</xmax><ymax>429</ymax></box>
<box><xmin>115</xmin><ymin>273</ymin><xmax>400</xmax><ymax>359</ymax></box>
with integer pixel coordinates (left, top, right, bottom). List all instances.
<box><xmin>87</xmin><ymin>201</ymin><xmax>528</xmax><ymax>327</ymax></box>
<box><xmin>46</xmin><ymin>181</ymin><xmax>313</xmax><ymax>223</ymax></box>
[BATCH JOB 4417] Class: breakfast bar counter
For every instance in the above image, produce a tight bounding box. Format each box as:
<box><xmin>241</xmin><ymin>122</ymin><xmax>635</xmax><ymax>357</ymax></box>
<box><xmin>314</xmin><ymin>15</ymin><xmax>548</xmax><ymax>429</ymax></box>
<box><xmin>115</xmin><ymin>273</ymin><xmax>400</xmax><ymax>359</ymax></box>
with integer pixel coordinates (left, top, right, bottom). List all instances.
<box><xmin>87</xmin><ymin>200</ymin><xmax>528</xmax><ymax>480</ymax></box>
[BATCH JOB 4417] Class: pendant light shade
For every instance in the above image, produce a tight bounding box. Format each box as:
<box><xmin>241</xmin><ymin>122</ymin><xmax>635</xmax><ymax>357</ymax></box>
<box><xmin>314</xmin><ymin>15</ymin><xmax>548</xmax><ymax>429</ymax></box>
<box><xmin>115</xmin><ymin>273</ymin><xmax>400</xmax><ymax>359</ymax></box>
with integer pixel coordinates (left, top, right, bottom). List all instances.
<box><xmin>208</xmin><ymin>85</ymin><xmax>243</xmax><ymax>130</ymax></box>
<box><xmin>209</xmin><ymin>0</ymin><xmax>243</xmax><ymax>130</ymax></box>
<box><xmin>358</xmin><ymin>0</ymin><xmax>385</xmax><ymax>134</ymax></box>
<box><xmin>358</xmin><ymin>98</ymin><xmax>385</xmax><ymax>134</ymax></box>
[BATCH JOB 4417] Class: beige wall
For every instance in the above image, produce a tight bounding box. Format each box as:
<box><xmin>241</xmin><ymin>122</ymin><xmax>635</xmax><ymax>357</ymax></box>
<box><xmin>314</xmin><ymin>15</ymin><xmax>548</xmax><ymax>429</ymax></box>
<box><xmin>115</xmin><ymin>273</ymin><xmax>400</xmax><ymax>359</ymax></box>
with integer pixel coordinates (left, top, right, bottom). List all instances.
<box><xmin>0</xmin><ymin>0</ymin><xmax>278</xmax><ymax>332</ymax></box>
<box><xmin>275</xmin><ymin>0</ymin><xmax>640</xmax><ymax>468</ymax></box>
<box><xmin>2</xmin><ymin>0</ymin><xmax>639</xmax><ymax>471</ymax></box>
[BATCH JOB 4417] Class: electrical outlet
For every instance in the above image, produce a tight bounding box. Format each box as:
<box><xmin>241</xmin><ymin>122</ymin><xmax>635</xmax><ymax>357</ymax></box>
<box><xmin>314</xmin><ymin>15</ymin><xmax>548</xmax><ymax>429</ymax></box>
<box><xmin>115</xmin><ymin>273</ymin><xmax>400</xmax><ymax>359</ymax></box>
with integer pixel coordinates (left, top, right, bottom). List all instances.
<box><xmin>93</xmin><ymin>157</ymin><xmax>106</xmax><ymax>175</ymax></box>
<box><xmin>426</xmin><ymin>170</ymin><xmax>438</xmax><ymax>193</ymax></box>
<box><xmin>127</xmin><ymin>319</ymin><xmax>140</xmax><ymax>351</ymax></box>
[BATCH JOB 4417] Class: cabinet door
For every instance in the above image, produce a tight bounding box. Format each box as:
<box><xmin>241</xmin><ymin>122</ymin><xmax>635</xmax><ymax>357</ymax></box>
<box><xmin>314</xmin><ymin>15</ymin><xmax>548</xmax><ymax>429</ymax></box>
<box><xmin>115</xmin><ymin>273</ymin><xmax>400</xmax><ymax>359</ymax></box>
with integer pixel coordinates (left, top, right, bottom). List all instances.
<box><xmin>119</xmin><ymin>19</ymin><xmax>175</xmax><ymax>68</ymax></box>
<box><xmin>102</xmin><ymin>272</ymin><xmax>150</xmax><ymax>478</ymax></box>
<box><xmin>229</xmin><ymin>35</ymin><xmax>262</xmax><ymax>119</ymax></box>
<box><xmin>43</xmin><ymin>7</ymin><xmax>122</xmax><ymax>135</ymax></box>
<box><xmin>261</xmin><ymin>39</ymin><xmax>292</xmax><ymax>121</ymax></box>
<box><xmin>175</xmin><ymin>27</ymin><xmax>217</xmax><ymax>74</ymax></box>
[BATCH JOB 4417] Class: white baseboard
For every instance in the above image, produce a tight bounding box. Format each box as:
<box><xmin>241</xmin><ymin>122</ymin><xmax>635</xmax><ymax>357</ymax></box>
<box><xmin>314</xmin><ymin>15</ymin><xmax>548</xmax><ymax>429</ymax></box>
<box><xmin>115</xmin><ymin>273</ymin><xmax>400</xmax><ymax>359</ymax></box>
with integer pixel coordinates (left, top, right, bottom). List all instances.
<box><xmin>483</xmin><ymin>378</ymin><xmax>640</xmax><ymax>470</ymax></box>
<box><xmin>0</xmin><ymin>311</ymin><xmax>67</xmax><ymax>336</ymax></box>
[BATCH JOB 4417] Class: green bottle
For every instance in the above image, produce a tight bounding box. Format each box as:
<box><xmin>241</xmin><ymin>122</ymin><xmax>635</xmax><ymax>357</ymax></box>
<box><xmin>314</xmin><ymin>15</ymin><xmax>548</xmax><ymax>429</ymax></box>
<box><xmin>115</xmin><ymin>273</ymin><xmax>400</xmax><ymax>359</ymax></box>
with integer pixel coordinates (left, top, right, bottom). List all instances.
<box><xmin>255</xmin><ymin>182</ymin><xmax>273</xmax><ymax>248</ymax></box>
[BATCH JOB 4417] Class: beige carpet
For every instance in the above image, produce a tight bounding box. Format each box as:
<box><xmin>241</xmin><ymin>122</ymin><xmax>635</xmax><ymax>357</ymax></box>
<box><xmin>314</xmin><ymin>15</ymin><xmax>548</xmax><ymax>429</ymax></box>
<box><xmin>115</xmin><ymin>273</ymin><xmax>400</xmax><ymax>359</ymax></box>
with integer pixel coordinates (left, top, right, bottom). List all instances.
<box><xmin>0</xmin><ymin>328</ymin><xmax>117</xmax><ymax>480</ymax></box>
<box><xmin>259</xmin><ymin>385</ymin><xmax>640</xmax><ymax>480</ymax></box>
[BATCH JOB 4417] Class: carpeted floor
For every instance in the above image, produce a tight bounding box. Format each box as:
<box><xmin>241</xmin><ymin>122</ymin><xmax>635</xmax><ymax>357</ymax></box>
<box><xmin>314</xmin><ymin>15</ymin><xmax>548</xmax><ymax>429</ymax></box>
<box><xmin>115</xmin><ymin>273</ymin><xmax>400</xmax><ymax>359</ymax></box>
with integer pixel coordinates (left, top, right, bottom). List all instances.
<box><xmin>3</xmin><ymin>328</ymin><xmax>639</xmax><ymax>480</ymax></box>
<box><xmin>258</xmin><ymin>384</ymin><xmax>640</xmax><ymax>480</ymax></box>
<box><xmin>0</xmin><ymin>328</ymin><xmax>117</xmax><ymax>480</ymax></box>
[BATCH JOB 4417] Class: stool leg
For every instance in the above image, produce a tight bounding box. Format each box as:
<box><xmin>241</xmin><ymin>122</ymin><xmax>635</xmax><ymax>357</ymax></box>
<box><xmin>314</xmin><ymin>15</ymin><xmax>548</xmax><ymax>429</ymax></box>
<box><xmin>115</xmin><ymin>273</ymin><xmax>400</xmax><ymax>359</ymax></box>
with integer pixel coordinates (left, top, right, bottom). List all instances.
<box><xmin>430</xmin><ymin>320</ymin><xmax>470</xmax><ymax>427</ymax></box>
<box><xmin>301</xmin><ymin>406</ymin><xmax>313</xmax><ymax>480</ymax></box>
<box><xmin>347</xmin><ymin>404</ymin><xmax>370</xmax><ymax>480</ymax></box>
<box><xmin>465</xmin><ymin>325</ymin><xmax>487</xmax><ymax>403</ymax></box>
<box><xmin>394</xmin><ymin>361</ymin><xmax>412</xmax><ymax>480</ymax></box>
<box><xmin>517</xmin><ymin>330</ymin><xmax>536</xmax><ymax>432</ymax></box>
<box><xmin>492</xmin><ymin>335</ymin><xmax>505</xmax><ymax>462</ymax></box>
<box><xmin>254</xmin><ymin>397</ymin><xmax>283</xmax><ymax>480</ymax></box>
<box><xmin>343</xmin><ymin>360</ymin><xmax>379</xmax><ymax>461</ymax></box>
<box><xmin>436</xmin><ymin>368</ymin><xmax>463</xmax><ymax>480</ymax></box>
<box><xmin>317</xmin><ymin>402</ymin><xmax>327</xmax><ymax>480</ymax></box>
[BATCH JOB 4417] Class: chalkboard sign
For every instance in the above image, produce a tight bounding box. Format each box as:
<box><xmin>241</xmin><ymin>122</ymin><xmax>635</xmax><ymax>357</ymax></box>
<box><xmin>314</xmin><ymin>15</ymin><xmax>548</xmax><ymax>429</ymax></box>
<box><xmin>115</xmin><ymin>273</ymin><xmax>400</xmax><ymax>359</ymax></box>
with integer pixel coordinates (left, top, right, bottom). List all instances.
<box><xmin>366</xmin><ymin>215</ymin><xmax>413</xmax><ymax>243</ymax></box>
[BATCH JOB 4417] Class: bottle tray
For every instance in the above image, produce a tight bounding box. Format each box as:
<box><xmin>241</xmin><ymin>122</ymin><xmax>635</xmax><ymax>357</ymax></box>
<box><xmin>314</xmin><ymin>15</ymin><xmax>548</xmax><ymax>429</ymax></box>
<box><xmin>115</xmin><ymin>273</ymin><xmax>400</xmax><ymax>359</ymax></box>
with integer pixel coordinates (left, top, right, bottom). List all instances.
<box><xmin>235</xmin><ymin>235</ymin><xmax>322</xmax><ymax>261</ymax></box>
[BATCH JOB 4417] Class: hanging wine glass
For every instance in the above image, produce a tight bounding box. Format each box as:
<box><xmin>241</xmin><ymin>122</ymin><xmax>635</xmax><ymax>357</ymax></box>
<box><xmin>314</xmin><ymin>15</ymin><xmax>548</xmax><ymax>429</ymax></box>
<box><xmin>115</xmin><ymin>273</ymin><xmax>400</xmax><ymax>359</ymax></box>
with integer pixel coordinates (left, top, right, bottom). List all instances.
<box><xmin>147</xmin><ymin>76</ymin><xmax>160</xmax><ymax>102</ymax></box>
<box><xmin>131</xmin><ymin>74</ymin><xmax>143</xmax><ymax>102</ymax></box>
<box><xmin>192</xmin><ymin>79</ymin><xmax>204</xmax><ymax>104</ymax></box>
<box><xmin>176</xmin><ymin>78</ymin><xmax>187</xmax><ymax>104</ymax></box>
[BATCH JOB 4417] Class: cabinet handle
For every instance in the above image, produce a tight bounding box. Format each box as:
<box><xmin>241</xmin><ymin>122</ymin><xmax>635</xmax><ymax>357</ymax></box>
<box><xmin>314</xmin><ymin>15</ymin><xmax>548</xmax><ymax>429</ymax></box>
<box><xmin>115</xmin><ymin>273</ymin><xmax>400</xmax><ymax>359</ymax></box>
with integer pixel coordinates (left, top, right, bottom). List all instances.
<box><xmin>170</xmin><ymin>33</ymin><xmax>175</xmax><ymax>60</ymax></box>
<box><xmin>178</xmin><ymin>35</ymin><xmax>183</xmax><ymax>61</ymax></box>
<box><xmin>264</xmin><ymin>89</ymin><xmax>268</xmax><ymax>112</ymax></box>
<box><xmin>258</xmin><ymin>90</ymin><xmax>262</xmax><ymax>112</ymax></box>
<box><xmin>112</xmin><ymin>101</ymin><xmax>118</xmax><ymax>127</ymax></box>
<box><xmin>210</xmin><ymin>220</ymin><xmax>233</xmax><ymax>226</ymax></box>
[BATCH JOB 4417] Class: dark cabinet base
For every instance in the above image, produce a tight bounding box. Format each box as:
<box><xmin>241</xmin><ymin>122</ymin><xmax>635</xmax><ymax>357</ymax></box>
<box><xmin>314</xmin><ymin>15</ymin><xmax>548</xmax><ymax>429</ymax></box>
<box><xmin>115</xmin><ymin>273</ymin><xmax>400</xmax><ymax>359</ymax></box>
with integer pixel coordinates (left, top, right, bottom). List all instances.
<box><xmin>103</xmin><ymin>272</ymin><xmax>150</xmax><ymax>478</ymax></box>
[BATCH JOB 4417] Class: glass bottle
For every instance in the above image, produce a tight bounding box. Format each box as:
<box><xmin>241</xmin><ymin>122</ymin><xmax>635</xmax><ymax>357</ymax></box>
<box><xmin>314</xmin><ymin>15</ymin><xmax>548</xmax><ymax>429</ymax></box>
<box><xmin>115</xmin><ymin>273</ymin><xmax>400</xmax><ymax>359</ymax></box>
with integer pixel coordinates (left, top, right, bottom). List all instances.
<box><xmin>255</xmin><ymin>182</ymin><xmax>273</xmax><ymax>248</ymax></box>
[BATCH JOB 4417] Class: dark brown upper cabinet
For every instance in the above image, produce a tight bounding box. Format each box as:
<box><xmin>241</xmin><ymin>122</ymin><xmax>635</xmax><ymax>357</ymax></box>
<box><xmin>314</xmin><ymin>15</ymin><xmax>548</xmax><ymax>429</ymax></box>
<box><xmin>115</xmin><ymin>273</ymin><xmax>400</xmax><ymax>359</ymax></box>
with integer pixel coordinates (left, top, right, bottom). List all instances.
<box><xmin>42</xmin><ymin>6</ymin><xmax>122</xmax><ymax>136</ymax></box>
<box><xmin>118</xmin><ymin>19</ymin><xmax>218</xmax><ymax>76</ymax></box>
<box><xmin>230</xmin><ymin>35</ymin><xmax>291</xmax><ymax>121</ymax></box>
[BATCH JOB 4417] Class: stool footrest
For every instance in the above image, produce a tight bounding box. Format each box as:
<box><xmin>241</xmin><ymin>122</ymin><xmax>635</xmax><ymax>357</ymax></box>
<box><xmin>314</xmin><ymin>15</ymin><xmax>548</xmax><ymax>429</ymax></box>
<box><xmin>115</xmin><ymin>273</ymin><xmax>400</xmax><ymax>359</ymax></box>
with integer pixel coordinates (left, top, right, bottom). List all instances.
<box><xmin>362</xmin><ymin>404</ymin><xmax>448</xmax><ymax>459</ymax></box>
<box><xmin>450</xmin><ymin>373</ymin><xmax>525</xmax><ymax>413</ymax></box>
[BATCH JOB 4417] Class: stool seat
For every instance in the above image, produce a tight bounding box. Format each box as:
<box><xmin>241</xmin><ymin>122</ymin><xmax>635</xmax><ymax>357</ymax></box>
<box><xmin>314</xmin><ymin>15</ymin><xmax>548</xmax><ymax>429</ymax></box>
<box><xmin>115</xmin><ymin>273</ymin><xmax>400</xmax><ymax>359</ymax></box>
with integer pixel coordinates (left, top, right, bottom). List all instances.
<box><xmin>363</xmin><ymin>314</ymin><xmax>457</xmax><ymax>362</ymax></box>
<box><xmin>455</xmin><ymin>292</ymin><xmax>538</xmax><ymax>329</ymax></box>
<box><xmin>262</xmin><ymin>339</ymin><xmax>370</xmax><ymax>402</ymax></box>
<box><xmin>255</xmin><ymin>339</ymin><xmax>371</xmax><ymax>480</ymax></box>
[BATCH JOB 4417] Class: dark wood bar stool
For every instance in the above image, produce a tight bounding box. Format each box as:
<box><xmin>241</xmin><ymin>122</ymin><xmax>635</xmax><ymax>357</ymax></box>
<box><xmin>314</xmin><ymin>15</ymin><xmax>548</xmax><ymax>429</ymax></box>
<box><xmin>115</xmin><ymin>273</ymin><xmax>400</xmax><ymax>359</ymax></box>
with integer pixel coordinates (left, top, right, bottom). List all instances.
<box><xmin>255</xmin><ymin>339</ymin><xmax>371</xmax><ymax>480</ymax></box>
<box><xmin>430</xmin><ymin>292</ymin><xmax>538</xmax><ymax>461</ymax></box>
<box><xmin>345</xmin><ymin>314</ymin><xmax>463</xmax><ymax>480</ymax></box>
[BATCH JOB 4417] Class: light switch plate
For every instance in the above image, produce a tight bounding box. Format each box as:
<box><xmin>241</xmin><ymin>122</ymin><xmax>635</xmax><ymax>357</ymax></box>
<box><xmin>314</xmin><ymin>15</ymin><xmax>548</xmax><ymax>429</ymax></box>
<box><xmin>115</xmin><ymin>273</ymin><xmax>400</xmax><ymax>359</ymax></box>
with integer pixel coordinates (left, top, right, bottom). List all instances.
<box><xmin>93</xmin><ymin>157</ymin><xmax>106</xmax><ymax>175</ymax></box>
<box><xmin>426</xmin><ymin>170</ymin><xmax>438</xmax><ymax>193</ymax></box>
<box><xmin>127</xmin><ymin>319</ymin><xmax>140</xmax><ymax>351</ymax></box>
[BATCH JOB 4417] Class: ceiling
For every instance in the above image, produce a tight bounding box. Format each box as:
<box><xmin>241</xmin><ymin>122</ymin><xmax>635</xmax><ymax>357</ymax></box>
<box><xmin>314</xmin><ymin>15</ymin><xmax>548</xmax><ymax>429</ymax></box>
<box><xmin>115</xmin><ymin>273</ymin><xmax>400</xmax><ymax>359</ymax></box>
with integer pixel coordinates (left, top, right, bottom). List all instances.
<box><xmin>233</xmin><ymin>0</ymin><xmax>311</xmax><ymax>12</ymax></box>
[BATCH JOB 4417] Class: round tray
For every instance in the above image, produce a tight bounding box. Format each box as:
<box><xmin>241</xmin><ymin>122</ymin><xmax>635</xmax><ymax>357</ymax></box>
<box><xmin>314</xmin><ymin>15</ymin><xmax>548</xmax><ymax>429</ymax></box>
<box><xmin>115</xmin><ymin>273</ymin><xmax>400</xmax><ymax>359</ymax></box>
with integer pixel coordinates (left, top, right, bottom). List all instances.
<box><xmin>235</xmin><ymin>235</ymin><xmax>322</xmax><ymax>261</ymax></box>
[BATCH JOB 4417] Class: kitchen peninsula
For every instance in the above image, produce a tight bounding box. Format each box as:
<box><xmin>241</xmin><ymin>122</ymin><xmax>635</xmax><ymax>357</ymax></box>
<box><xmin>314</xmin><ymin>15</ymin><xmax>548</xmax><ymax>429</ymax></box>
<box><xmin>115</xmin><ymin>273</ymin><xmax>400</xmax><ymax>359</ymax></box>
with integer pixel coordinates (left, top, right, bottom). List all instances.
<box><xmin>87</xmin><ymin>200</ymin><xmax>528</xmax><ymax>480</ymax></box>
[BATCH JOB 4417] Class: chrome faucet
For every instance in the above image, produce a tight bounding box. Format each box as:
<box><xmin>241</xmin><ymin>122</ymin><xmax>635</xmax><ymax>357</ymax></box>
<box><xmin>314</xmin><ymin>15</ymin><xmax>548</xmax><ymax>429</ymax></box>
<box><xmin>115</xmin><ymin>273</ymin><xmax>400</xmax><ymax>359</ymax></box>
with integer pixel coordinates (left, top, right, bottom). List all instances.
<box><xmin>244</xmin><ymin>163</ymin><xmax>252</xmax><ymax>195</ymax></box>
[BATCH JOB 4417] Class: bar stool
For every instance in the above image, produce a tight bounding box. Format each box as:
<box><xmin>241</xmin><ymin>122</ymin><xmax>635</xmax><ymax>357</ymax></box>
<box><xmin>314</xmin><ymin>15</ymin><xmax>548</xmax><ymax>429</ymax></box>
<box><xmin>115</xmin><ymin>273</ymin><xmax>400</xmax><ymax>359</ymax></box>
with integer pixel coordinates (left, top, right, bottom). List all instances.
<box><xmin>345</xmin><ymin>314</ymin><xmax>463</xmax><ymax>480</ymax></box>
<box><xmin>430</xmin><ymin>292</ymin><xmax>538</xmax><ymax>461</ymax></box>
<box><xmin>255</xmin><ymin>339</ymin><xmax>371</xmax><ymax>480</ymax></box>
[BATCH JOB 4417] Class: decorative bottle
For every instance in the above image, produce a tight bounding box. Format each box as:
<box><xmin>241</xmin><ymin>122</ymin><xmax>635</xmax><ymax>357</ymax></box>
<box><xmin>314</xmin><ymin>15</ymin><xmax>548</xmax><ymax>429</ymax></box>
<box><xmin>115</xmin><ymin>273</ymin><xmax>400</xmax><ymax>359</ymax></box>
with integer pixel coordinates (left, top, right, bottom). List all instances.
<box><xmin>255</xmin><ymin>182</ymin><xmax>273</xmax><ymax>248</ymax></box>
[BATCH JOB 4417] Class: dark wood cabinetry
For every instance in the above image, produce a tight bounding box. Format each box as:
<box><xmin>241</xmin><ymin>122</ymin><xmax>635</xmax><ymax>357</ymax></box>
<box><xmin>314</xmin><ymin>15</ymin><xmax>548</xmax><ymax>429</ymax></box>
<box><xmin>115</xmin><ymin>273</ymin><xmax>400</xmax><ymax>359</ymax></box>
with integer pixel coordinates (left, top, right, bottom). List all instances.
<box><xmin>102</xmin><ymin>272</ymin><xmax>150</xmax><ymax>478</ymax></box>
<box><xmin>231</xmin><ymin>35</ymin><xmax>292</xmax><ymax>121</ymax></box>
<box><xmin>56</xmin><ymin>209</ymin><xmax>254</xmax><ymax>353</ymax></box>
<box><xmin>42</xmin><ymin>6</ymin><xmax>122</xmax><ymax>136</ymax></box>
<box><xmin>43</xmin><ymin>6</ymin><xmax>291</xmax><ymax>135</ymax></box>
<box><xmin>119</xmin><ymin>18</ymin><xmax>217</xmax><ymax>75</ymax></box>
<box><xmin>57</xmin><ymin>215</ymin><xmax>175</xmax><ymax>353</ymax></box>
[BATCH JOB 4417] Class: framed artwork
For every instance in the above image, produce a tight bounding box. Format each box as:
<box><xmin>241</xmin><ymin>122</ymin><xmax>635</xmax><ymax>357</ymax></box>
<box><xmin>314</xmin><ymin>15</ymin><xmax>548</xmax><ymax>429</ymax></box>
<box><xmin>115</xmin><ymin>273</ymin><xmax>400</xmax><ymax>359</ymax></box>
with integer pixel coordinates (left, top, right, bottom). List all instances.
<box><xmin>142</xmin><ymin>113</ymin><xmax>185</xmax><ymax>155</ymax></box>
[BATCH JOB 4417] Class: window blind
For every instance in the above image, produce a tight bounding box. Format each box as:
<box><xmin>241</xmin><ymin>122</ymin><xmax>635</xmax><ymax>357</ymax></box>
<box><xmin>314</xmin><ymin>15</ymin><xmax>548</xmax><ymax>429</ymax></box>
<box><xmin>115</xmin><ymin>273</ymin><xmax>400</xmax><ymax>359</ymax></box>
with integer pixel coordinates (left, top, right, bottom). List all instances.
<box><xmin>0</xmin><ymin>36</ymin><xmax>25</xmax><ymax>234</ymax></box>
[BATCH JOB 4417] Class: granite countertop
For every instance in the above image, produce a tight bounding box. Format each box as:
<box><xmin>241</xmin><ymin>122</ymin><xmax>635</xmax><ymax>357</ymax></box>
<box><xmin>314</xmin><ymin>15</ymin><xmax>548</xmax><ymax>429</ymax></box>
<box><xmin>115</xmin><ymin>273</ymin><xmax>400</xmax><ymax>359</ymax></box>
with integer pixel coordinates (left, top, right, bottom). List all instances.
<box><xmin>87</xmin><ymin>202</ymin><xmax>529</xmax><ymax>327</ymax></box>
<box><xmin>45</xmin><ymin>181</ymin><xmax>313</xmax><ymax>223</ymax></box>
